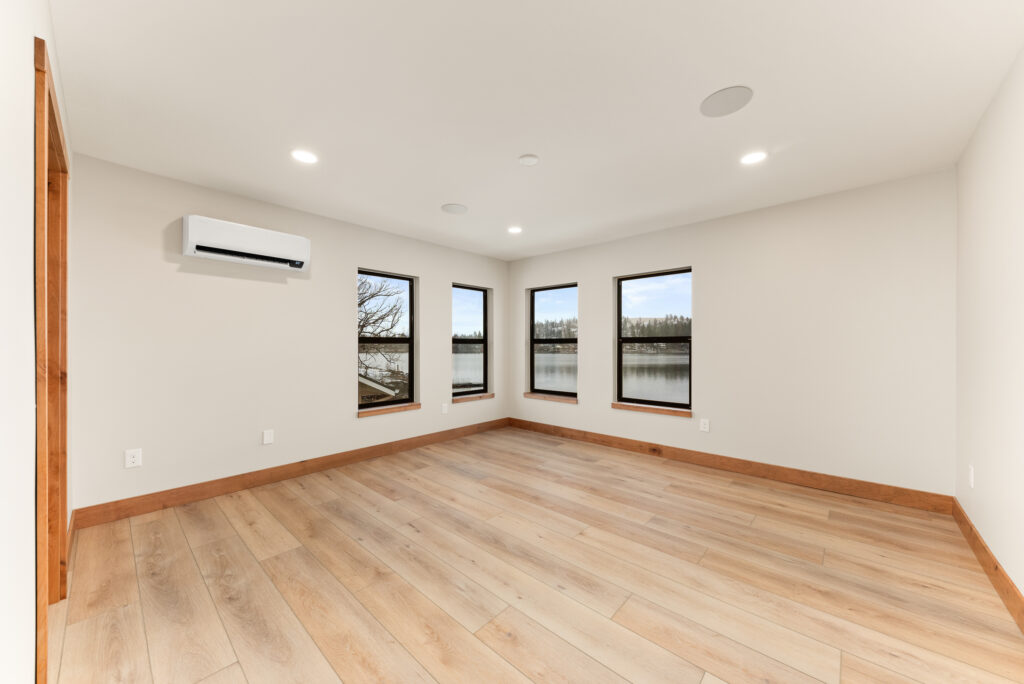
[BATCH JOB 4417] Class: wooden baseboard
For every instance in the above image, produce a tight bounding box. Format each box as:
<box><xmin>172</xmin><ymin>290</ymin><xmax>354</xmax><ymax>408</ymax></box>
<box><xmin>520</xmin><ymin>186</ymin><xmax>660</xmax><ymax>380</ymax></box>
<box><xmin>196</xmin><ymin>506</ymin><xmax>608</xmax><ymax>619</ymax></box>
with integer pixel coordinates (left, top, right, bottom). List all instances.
<box><xmin>508</xmin><ymin>418</ymin><xmax>953</xmax><ymax>514</ymax></box>
<box><xmin>510</xmin><ymin>419</ymin><xmax>1024</xmax><ymax>635</ymax></box>
<box><xmin>69</xmin><ymin>415</ymin><xmax>952</xmax><ymax>524</ymax></box>
<box><xmin>67</xmin><ymin>413</ymin><xmax>1024</xmax><ymax>639</ymax></box>
<box><xmin>953</xmin><ymin>499</ymin><xmax>1024</xmax><ymax>635</ymax></box>
<box><xmin>71</xmin><ymin>418</ymin><xmax>510</xmax><ymax>531</ymax></box>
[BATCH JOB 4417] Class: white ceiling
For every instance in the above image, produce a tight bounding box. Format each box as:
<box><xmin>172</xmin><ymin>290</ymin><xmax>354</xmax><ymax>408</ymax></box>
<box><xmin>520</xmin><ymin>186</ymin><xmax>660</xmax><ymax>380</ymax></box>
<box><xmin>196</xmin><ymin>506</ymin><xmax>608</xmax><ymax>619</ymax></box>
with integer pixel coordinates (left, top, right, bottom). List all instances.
<box><xmin>51</xmin><ymin>0</ymin><xmax>1024</xmax><ymax>260</ymax></box>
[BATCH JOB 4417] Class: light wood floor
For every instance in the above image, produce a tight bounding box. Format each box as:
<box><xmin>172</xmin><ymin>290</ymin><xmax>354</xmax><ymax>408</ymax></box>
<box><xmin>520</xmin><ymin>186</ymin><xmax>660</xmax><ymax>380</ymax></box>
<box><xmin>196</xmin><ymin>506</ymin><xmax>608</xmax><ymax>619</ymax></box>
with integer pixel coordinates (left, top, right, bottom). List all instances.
<box><xmin>49</xmin><ymin>427</ymin><xmax>1024</xmax><ymax>683</ymax></box>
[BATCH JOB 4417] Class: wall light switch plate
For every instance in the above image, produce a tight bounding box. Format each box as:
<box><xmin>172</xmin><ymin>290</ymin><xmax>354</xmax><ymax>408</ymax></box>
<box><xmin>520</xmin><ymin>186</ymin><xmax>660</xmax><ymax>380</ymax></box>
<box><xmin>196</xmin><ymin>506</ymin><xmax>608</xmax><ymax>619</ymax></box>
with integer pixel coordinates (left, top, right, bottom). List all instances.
<box><xmin>124</xmin><ymin>448</ymin><xmax>142</xmax><ymax>468</ymax></box>
<box><xmin>969</xmin><ymin>464</ymin><xmax>975</xmax><ymax>489</ymax></box>
<box><xmin>442</xmin><ymin>403</ymin><xmax>449</xmax><ymax>415</ymax></box>
<box><xmin>699</xmin><ymin>418</ymin><xmax>710</xmax><ymax>433</ymax></box>
<box><xmin>262</xmin><ymin>429</ymin><xmax>274</xmax><ymax>445</ymax></box>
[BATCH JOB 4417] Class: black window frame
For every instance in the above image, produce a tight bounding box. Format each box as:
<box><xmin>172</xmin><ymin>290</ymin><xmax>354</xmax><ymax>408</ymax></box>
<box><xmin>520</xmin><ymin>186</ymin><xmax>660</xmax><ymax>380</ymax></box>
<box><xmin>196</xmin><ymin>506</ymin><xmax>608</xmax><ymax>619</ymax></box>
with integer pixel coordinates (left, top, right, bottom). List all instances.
<box><xmin>451</xmin><ymin>284</ymin><xmax>489</xmax><ymax>397</ymax></box>
<box><xmin>616</xmin><ymin>268</ymin><xmax>691</xmax><ymax>410</ymax></box>
<box><xmin>357</xmin><ymin>269</ymin><xmax>415</xmax><ymax>410</ymax></box>
<box><xmin>529</xmin><ymin>283</ymin><xmax>579</xmax><ymax>398</ymax></box>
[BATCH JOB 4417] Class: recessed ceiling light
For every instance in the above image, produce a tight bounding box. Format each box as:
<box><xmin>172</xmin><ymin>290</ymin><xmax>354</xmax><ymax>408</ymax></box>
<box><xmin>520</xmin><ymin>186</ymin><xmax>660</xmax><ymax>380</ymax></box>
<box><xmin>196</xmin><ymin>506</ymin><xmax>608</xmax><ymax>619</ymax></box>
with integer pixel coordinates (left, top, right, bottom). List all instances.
<box><xmin>507</xmin><ymin>226</ymin><xmax>523</xmax><ymax>234</ymax></box>
<box><xmin>740</xmin><ymin>150</ymin><xmax>768</xmax><ymax>165</ymax></box>
<box><xmin>291</xmin><ymin>149</ymin><xmax>318</xmax><ymax>164</ymax></box>
<box><xmin>700</xmin><ymin>86</ymin><xmax>754</xmax><ymax>118</ymax></box>
<box><xmin>518</xmin><ymin>154</ymin><xmax>540</xmax><ymax>166</ymax></box>
<box><xmin>441</xmin><ymin>203</ymin><xmax>468</xmax><ymax>215</ymax></box>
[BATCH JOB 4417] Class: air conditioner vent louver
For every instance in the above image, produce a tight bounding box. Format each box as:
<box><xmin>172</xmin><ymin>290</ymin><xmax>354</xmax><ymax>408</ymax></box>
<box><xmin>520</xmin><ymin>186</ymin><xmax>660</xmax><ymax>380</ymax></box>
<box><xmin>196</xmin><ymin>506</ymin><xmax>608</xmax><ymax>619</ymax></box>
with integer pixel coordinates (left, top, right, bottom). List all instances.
<box><xmin>183</xmin><ymin>215</ymin><xmax>310</xmax><ymax>272</ymax></box>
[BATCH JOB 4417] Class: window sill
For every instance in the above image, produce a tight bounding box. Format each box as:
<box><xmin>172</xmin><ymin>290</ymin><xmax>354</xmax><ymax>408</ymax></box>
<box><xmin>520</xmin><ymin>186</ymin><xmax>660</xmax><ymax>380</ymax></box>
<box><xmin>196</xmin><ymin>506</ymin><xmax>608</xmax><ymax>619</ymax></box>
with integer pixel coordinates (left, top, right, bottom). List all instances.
<box><xmin>358</xmin><ymin>402</ymin><xmax>422</xmax><ymax>418</ymax></box>
<box><xmin>452</xmin><ymin>393</ymin><xmax>495</xmax><ymax>404</ymax></box>
<box><xmin>524</xmin><ymin>392</ymin><xmax>578</xmax><ymax>404</ymax></box>
<box><xmin>611</xmin><ymin>402</ymin><xmax>692</xmax><ymax>417</ymax></box>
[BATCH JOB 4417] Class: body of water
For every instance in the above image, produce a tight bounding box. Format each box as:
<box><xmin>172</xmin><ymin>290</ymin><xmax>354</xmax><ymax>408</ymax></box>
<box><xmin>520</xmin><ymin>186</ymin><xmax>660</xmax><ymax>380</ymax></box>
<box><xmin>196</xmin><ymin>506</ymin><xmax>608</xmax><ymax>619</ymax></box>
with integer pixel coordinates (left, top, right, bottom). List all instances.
<box><xmin>453</xmin><ymin>352</ymin><xmax>484</xmax><ymax>391</ymax></box>
<box><xmin>620</xmin><ymin>352</ymin><xmax>690</xmax><ymax>404</ymax></box>
<box><xmin>361</xmin><ymin>350</ymin><xmax>689</xmax><ymax>404</ymax></box>
<box><xmin>360</xmin><ymin>352</ymin><xmax>485</xmax><ymax>393</ymax></box>
<box><xmin>533</xmin><ymin>352</ymin><xmax>578</xmax><ymax>393</ymax></box>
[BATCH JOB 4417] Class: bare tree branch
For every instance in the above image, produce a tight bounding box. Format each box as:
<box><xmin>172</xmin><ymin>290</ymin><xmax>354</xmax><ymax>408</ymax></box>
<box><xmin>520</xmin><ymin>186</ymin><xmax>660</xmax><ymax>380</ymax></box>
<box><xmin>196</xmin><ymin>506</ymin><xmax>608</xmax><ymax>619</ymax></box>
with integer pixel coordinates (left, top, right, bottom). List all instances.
<box><xmin>358</xmin><ymin>275</ymin><xmax>409</xmax><ymax>394</ymax></box>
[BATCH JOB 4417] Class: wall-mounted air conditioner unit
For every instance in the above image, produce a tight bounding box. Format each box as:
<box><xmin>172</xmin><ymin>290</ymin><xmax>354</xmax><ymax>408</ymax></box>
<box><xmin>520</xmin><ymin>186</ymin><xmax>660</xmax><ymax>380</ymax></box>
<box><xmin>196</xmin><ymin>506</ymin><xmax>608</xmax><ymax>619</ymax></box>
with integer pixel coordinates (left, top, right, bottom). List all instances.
<box><xmin>182</xmin><ymin>215</ymin><xmax>310</xmax><ymax>271</ymax></box>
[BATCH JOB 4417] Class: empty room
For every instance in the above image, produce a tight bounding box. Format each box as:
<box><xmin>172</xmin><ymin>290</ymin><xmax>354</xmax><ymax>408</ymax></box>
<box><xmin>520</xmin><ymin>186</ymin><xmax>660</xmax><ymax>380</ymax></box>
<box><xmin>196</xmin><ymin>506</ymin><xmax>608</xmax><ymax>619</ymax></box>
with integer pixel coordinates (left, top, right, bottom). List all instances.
<box><xmin>5</xmin><ymin>1</ymin><xmax>1024</xmax><ymax>682</ymax></box>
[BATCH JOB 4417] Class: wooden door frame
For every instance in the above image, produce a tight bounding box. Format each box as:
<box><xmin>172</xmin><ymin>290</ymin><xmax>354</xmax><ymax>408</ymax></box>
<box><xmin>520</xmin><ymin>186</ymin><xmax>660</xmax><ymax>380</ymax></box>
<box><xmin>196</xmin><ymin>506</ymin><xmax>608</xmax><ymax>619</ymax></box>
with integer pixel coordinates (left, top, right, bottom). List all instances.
<box><xmin>35</xmin><ymin>36</ymin><xmax>70</xmax><ymax>684</ymax></box>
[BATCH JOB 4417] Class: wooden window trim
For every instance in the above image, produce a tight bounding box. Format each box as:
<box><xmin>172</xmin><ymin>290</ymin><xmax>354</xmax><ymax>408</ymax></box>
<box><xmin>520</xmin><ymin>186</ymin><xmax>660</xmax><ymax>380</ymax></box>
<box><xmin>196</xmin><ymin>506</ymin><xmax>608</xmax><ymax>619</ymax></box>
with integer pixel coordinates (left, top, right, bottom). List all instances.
<box><xmin>452</xmin><ymin>392</ymin><xmax>495</xmax><ymax>404</ymax></box>
<box><xmin>357</xmin><ymin>402</ymin><xmax>422</xmax><ymax>418</ymax></box>
<box><xmin>611</xmin><ymin>402</ymin><xmax>692</xmax><ymax>417</ymax></box>
<box><xmin>524</xmin><ymin>392</ymin><xmax>578</xmax><ymax>404</ymax></box>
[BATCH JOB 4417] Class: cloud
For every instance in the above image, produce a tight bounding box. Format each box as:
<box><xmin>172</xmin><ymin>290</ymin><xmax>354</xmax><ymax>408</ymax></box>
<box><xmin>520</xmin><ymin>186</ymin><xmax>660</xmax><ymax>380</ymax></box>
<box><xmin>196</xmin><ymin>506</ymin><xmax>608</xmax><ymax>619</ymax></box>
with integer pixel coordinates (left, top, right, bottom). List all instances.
<box><xmin>622</xmin><ymin>272</ymin><xmax>691</xmax><ymax>317</ymax></box>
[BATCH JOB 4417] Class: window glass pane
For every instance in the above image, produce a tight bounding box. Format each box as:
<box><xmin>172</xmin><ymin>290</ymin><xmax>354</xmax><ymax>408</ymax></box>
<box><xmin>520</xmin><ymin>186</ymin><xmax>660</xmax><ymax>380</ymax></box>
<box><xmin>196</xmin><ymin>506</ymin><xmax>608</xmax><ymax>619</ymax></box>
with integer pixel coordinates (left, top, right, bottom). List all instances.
<box><xmin>453</xmin><ymin>342</ymin><xmax>484</xmax><ymax>392</ymax></box>
<box><xmin>358</xmin><ymin>342</ymin><xmax>411</xmax><ymax>404</ymax></box>
<box><xmin>453</xmin><ymin>287</ymin><xmax>484</xmax><ymax>339</ymax></box>
<box><xmin>533</xmin><ymin>342</ymin><xmax>578</xmax><ymax>393</ymax></box>
<box><xmin>620</xmin><ymin>272</ymin><xmax>691</xmax><ymax>337</ymax></box>
<box><xmin>533</xmin><ymin>286</ymin><xmax>578</xmax><ymax>339</ymax></box>
<box><xmin>621</xmin><ymin>342</ymin><xmax>690</xmax><ymax>404</ymax></box>
<box><xmin>358</xmin><ymin>273</ymin><xmax>410</xmax><ymax>338</ymax></box>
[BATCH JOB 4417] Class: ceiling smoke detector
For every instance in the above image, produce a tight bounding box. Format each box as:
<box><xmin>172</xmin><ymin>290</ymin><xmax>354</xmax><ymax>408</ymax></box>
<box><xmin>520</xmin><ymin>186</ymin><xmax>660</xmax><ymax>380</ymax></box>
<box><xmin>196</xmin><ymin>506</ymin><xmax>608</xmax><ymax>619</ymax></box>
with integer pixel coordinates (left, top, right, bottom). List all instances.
<box><xmin>518</xmin><ymin>154</ymin><xmax>540</xmax><ymax>166</ymax></box>
<box><xmin>700</xmin><ymin>86</ymin><xmax>754</xmax><ymax>118</ymax></box>
<box><xmin>441</xmin><ymin>203</ymin><xmax>468</xmax><ymax>215</ymax></box>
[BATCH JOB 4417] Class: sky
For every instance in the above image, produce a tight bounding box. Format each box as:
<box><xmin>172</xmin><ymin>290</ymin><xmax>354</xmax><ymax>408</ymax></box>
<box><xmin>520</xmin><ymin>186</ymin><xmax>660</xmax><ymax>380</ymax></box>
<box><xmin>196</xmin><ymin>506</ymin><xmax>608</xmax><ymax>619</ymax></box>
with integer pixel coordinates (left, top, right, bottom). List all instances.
<box><xmin>452</xmin><ymin>286</ymin><xmax>485</xmax><ymax>336</ymax></box>
<box><xmin>621</xmin><ymin>271</ymin><xmax>692</xmax><ymax>319</ymax></box>
<box><xmin>530</xmin><ymin>273</ymin><xmax>692</xmax><ymax>324</ymax></box>
<box><xmin>361</xmin><ymin>272</ymin><xmax>690</xmax><ymax>336</ymax></box>
<box><xmin>534</xmin><ymin>286</ymin><xmax>578</xmax><ymax>323</ymax></box>
<box><xmin>360</xmin><ymin>273</ymin><xmax>410</xmax><ymax>336</ymax></box>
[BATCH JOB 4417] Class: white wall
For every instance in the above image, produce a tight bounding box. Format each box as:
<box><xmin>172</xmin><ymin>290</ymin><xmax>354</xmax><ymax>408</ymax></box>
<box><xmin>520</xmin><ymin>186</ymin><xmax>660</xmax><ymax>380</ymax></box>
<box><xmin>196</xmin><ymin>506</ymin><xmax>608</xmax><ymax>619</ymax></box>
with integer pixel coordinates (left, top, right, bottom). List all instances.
<box><xmin>0</xmin><ymin>0</ymin><xmax>67</xmax><ymax>678</ymax></box>
<box><xmin>957</xmin><ymin>47</ymin><xmax>1024</xmax><ymax>592</ymax></box>
<box><xmin>69</xmin><ymin>155</ymin><xmax>508</xmax><ymax>508</ymax></box>
<box><xmin>508</xmin><ymin>171</ymin><xmax>958</xmax><ymax>494</ymax></box>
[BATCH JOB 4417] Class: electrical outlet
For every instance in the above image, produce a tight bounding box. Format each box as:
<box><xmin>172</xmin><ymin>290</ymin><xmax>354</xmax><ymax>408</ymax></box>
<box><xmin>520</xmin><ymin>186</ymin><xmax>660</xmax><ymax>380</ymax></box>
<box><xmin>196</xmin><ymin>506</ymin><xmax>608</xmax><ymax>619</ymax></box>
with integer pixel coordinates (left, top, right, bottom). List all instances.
<box><xmin>441</xmin><ymin>403</ymin><xmax>449</xmax><ymax>415</ymax></box>
<box><xmin>969</xmin><ymin>464</ymin><xmax>975</xmax><ymax>489</ymax></box>
<box><xmin>124</xmin><ymin>448</ymin><xmax>142</xmax><ymax>469</ymax></box>
<box><xmin>262</xmin><ymin>429</ymin><xmax>274</xmax><ymax>445</ymax></box>
<box><xmin>699</xmin><ymin>418</ymin><xmax>710</xmax><ymax>433</ymax></box>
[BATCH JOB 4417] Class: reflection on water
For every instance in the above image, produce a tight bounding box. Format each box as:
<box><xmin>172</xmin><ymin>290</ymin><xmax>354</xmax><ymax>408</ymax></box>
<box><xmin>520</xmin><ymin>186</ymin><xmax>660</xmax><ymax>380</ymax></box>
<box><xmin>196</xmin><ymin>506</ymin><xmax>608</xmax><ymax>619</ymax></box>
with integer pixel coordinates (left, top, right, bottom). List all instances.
<box><xmin>533</xmin><ymin>352</ymin><xmax>577</xmax><ymax>393</ymax></box>
<box><xmin>453</xmin><ymin>352</ymin><xmax>484</xmax><ymax>391</ymax></box>
<box><xmin>621</xmin><ymin>353</ymin><xmax>690</xmax><ymax>404</ymax></box>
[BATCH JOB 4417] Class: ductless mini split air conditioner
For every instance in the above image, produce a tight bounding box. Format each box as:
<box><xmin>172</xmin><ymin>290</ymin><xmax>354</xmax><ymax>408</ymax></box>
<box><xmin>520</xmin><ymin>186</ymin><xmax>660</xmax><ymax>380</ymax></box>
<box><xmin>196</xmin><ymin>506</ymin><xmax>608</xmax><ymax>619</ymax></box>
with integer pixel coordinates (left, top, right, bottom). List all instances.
<box><xmin>182</xmin><ymin>215</ymin><xmax>311</xmax><ymax>271</ymax></box>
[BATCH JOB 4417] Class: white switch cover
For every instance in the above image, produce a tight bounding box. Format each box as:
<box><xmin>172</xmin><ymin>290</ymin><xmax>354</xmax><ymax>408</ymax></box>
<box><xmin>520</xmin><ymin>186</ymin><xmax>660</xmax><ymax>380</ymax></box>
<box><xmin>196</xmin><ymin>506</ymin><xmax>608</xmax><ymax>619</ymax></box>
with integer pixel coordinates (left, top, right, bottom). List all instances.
<box><xmin>699</xmin><ymin>418</ymin><xmax>710</xmax><ymax>433</ymax></box>
<box><xmin>442</xmin><ymin>403</ymin><xmax>449</xmax><ymax>415</ymax></box>
<box><xmin>124</xmin><ymin>448</ymin><xmax>142</xmax><ymax>468</ymax></box>
<box><xmin>969</xmin><ymin>464</ymin><xmax>975</xmax><ymax>489</ymax></box>
<box><xmin>262</xmin><ymin>429</ymin><xmax>274</xmax><ymax>445</ymax></box>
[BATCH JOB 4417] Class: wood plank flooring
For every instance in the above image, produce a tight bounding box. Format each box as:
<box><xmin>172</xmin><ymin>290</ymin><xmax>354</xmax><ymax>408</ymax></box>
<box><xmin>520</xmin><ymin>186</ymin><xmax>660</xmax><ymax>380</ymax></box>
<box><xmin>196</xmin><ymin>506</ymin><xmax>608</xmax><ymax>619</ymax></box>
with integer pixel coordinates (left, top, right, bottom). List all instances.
<box><xmin>52</xmin><ymin>427</ymin><xmax>1024</xmax><ymax>683</ymax></box>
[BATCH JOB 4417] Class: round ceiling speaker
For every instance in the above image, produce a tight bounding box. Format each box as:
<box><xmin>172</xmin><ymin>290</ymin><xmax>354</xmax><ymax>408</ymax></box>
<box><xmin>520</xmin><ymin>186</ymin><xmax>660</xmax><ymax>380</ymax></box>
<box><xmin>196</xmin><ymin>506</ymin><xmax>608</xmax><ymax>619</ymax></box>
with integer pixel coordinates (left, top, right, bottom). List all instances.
<box><xmin>700</xmin><ymin>86</ymin><xmax>754</xmax><ymax>118</ymax></box>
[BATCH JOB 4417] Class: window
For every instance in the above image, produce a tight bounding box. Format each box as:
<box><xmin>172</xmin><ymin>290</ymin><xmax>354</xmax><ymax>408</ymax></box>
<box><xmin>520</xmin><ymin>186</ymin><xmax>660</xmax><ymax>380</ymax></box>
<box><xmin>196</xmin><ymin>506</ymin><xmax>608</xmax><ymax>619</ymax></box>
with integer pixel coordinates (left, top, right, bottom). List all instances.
<box><xmin>617</xmin><ymin>269</ymin><xmax>691</xmax><ymax>409</ymax></box>
<box><xmin>530</xmin><ymin>284</ymin><xmax>578</xmax><ymax>396</ymax></box>
<box><xmin>358</xmin><ymin>270</ymin><xmax>414</xmax><ymax>408</ymax></box>
<box><xmin>452</xmin><ymin>285</ymin><xmax>488</xmax><ymax>395</ymax></box>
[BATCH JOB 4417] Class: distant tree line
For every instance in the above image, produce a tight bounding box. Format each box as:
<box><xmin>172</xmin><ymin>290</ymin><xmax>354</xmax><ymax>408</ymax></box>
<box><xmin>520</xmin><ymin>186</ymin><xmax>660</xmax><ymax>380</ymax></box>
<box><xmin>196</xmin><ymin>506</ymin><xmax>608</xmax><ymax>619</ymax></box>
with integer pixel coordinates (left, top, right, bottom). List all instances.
<box><xmin>621</xmin><ymin>315</ymin><xmax>691</xmax><ymax>337</ymax></box>
<box><xmin>452</xmin><ymin>340</ymin><xmax>484</xmax><ymax>354</ymax></box>
<box><xmin>533</xmin><ymin>317</ymin><xmax>579</xmax><ymax>339</ymax></box>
